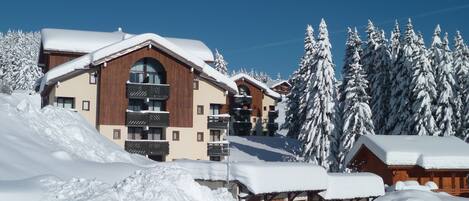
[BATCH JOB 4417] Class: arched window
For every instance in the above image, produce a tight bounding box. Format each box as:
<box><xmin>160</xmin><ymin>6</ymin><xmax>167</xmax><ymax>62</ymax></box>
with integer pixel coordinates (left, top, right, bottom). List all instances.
<box><xmin>129</xmin><ymin>58</ymin><xmax>165</xmax><ymax>84</ymax></box>
<box><xmin>238</xmin><ymin>85</ymin><xmax>250</xmax><ymax>96</ymax></box>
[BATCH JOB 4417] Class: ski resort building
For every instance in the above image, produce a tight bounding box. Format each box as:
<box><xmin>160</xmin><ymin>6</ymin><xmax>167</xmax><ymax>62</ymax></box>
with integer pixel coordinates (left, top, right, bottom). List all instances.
<box><xmin>230</xmin><ymin>73</ymin><xmax>282</xmax><ymax>136</ymax></box>
<box><xmin>346</xmin><ymin>135</ymin><xmax>469</xmax><ymax>197</ymax></box>
<box><xmin>268</xmin><ymin>80</ymin><xmax>291</xmax><ymax>95</ymax></box>
<box><xmin>37</xmin><ymin>28</ymin><xmax>236</xmax><ymax>162</ymax></box>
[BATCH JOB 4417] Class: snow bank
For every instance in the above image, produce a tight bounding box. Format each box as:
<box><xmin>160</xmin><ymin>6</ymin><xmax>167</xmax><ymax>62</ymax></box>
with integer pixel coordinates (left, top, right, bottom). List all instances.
<box><xmin>228</xmin><ymin>135</ymin><xmax>300</xmax><ymax>162</ymax></box>
<box><xmin>172</xmin><ymin>160</ymin><xmax>328</xmax><ymax>194</ymax></box>
<box><xmin>345</xmin><ymin>135</ymin><xmax>469</xmax><ymax>169</ymax></box>
<box><xmin>0</xmin><ymin>92</ymin><xmax>234</xmax><ymax>201</ymax></box>
<box><xmin>40</xmin><ymin>32</ymin><xmax>237</xmax><ymax>94</ymax></box>
<box><xmin>231</xmin><ymin>73</ymin><xmax>282</xmax><ymax>99</ymax></box>
<box><xmin>376</xmin><ymin>190</ymin><xmax>468</xmax><ymax>201</ymax></box>
<box><xmin>318</xmin><ymin>173</ymin><xmax>385</xmax><ymax>200</ymax></box>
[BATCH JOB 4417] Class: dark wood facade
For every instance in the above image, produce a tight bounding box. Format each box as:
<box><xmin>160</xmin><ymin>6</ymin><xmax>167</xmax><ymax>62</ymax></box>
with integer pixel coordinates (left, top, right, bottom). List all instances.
<box><xmin>349</xmin><ymin>146</ymin><xmax>469</xmax><ymax>197</ymax></box>
<box><xmin>271</xmin><ymin>82</ymin><xmax>291</xmax><ymax>95</ymax></box>
<box><xmin>40</xmin><ymin>51</ymin><xmax>83</xmax><ymax>72</ymax></box>
<box><xmin>97</xmin><ymin>46</ymin><xmax>194</xmax><ymax>127</ymax></box>
<box><xmin>235</xmin><ymin>79</ymin><xmax>263</xmax><ymax>117</ymax></box>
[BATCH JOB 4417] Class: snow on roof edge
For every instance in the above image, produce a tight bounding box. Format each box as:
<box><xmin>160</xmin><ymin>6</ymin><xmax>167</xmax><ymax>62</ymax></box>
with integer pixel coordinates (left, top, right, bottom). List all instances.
<box><xmin>319</xmin><ymin>173</ymin><xmax>384</xmax><ymax>200</ymax></box>
<box><xmin>345</xmin><ymin>135</ymin><xmax>469</xmax><ymax>169</ymax></box>
<box><xmin>231</xmin><ymin>73</ymin><xmax>281</xmax><ymax>99</ymax></box>
<box><xmin>270</xmin><ymin>80</ymin><xmax>291</xmax><ymax>88</ymax></box>
<box><xmin>39</xmin><ymin>33</ymin><xmax>237</xmax><ymax>93</ymax></box>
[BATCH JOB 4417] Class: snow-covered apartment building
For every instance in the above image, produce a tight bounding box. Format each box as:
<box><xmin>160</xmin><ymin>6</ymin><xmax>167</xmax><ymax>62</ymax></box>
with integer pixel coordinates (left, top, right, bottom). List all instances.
<box><xmin>36</xmin><ymin>28</ymin><xmax>279</xmax><ymax>162</ymax></box>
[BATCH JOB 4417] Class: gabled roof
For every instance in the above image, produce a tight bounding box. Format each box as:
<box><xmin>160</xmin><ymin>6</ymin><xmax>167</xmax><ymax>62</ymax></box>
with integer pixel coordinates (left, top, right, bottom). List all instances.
<box><xmin>269</xmin><ymin>80</ymin><xmax>291</xmax><ymax>88</ymax></box>
<box><xmin>231</xmin><ymin>73</ymin><xmax>281</xmax><ymax>100</ymax></box>
<box><xmin>41</xmin><ymin>28</ymin><xmax>214</xmax><ymax>62</ymax></box>
<box><xmin>39</xmin><ymin>33</ymin><xmax>237</xmax><ymax>94</ymax></box>
<box><xmin>345</xmin><ymin>135</ymin><xmax>469</xmax><ymax>170</ymax></box>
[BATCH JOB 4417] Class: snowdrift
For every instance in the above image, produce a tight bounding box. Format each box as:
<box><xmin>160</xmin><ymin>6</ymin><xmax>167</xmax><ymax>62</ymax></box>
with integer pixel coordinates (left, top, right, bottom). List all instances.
<box><xmin>0</xmin><ymin>92</ymin><xmax>234</xmax><ymax>201</ymax></box>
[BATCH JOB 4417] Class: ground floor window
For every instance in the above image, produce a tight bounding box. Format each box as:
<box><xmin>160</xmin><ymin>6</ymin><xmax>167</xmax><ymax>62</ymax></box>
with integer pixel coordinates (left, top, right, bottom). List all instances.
<box><xmin>55</xmin><ymin>97</ymin><xmax>75</xmax><ymax>109</ymax></box>
<box><xmin>148</xmin><ymin>127</ymin><xmax>164</xmax><ymax>140</ymax></box>
<box><xmin>210</xmin><ymin>130</ymin><xmax>221</xmax><ymax>142</ymax></box>
<box><xmin>113</xmin><ymin>129</ymin><xmax>121</xmax><ymax>140</ymax></box>
<box><xmin>172</xmin><ymin>131</ymin><xmax>180</xmax><ymax>141</ymax></box>
<box><xmin>128</xmin><ymin>127</ymin><xmax>143</xmax><ymax>140</ymax></box>
<box><xmin>197</xmin><ymin>132</ymin><xmax>204</xmax><ymax>142</ymax></box>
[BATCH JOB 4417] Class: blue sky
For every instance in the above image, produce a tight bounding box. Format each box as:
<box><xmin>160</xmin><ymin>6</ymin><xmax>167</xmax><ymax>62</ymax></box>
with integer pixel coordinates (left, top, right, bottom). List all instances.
<box><xmin>1</xmin><ymin>0</ymin><xmax>468</xmax><ymax>79</ymax></box>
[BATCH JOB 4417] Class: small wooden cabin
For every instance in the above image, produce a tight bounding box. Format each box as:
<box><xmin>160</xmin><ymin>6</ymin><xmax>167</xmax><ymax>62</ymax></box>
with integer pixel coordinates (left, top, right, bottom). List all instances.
<box><xmin>269</xmin><ymin>80</ymin><xmax>291</xmax><ymax>95</ymax></box>
<box><xmin>346</xmin><ymin>135</ymin><xmax>469</xmax><ymax>197</ymax></box>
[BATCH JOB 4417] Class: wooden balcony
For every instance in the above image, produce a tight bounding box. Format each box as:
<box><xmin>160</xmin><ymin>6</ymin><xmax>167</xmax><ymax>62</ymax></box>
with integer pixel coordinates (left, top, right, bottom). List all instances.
<box><xmin>233</xmin><ymin>95</ymin><xmax>252</xmax><ymax>107</ymax></box>
<box><xmin>268</xmin><ymin>110</ymin><xmax>279</xmax><ymax>119</ymax></box>
<box><xmin>207</xmin><ymin>115</ymin><xmax>230</xmax><ymax>129</ymax></box>
<box><xmin>125</xmin><ymin>140</ymin><xmax>169</xmax><ymax>156</ymax></box>
<box><xmin>207</xmin><ymin>142</ymin><xmax>229</xmax><ymax>156</ymax></box>
<box><xmin>126</xmin><ymin>82</ymin><xmax>170</xmax><ymax>100</ymax></box>
<box><xmin>126</xmin><ymin>111</ymin><xmax>170</xmax><ymax>127</ymax></box>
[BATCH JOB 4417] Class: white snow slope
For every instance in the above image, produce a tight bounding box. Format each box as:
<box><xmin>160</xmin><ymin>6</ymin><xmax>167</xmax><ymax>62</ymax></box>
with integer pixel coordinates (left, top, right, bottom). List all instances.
<box><xmin>0</xmin><ymin>91</ymin><xmax>234</xmax><ymax>201</ymax></box>
<box><xmin>376</xmin><ymin>190</ymin><xmax>469</xmax><ymax>201</ymax></box>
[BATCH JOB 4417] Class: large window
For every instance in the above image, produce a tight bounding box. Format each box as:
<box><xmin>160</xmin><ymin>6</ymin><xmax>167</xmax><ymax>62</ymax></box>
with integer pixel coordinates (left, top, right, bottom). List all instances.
<box><xmin>149</xmin><ymin>127</ymin><xmax>163</xmax><ymax>140</ymax></box>
<box><xmin>148</xmin><ymin>100</ymin><xmax>164</xmax><ymax>111</ymax></box>
<box><xmin>129</xmin><ymin>58</ymin><xmax>165</xmax><ymax>84</ymax></box>
<box><xmin>55</xmin><ymin>97</ymin><xmax>75</xmax><ymax>109</ymax></box>
<box><xmin>209</xmin><ymin>104</ymin><xmax>221</xmax><ymax>115</ymax></box>
<box><xmin>210</xmin><ymin>130</ymin><xmax>221</xmax><ymax>142</ymax></box>
<box><xmin>128</xmin><ymin>127</ymin><xmax>143</xmax><ymax>140</ymax></box>
<box><xmin>238</xmin><ymin>85</ymin><xmax>250</xmax><ymax>96</ymax></box>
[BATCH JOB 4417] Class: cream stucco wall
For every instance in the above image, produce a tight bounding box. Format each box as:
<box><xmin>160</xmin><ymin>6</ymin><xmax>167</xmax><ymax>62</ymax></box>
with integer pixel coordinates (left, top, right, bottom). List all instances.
<box><xmin>261</xmin><ymin>95</ymin><xmax>277</xmax><ymax>130</ymax></box>
<box><xmin>48</xmin><ymin>71</ymin><xmax>98</xmax><ymax>127</ymax></box>
<box><xmin>166</xmin><ymin>77</ymin><xmax>228</xmax><ymax>161</ymax></box>
<box><xmin>99</xmin><ymin>125</ymin><xmax>128</xmax><ymax>147</ymax></box>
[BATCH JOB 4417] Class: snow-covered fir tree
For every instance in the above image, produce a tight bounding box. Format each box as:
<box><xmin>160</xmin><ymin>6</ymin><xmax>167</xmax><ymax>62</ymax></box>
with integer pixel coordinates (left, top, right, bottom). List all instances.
<box><xmin>434</xmin><ymin>33</ymin><xmax>458</xmax><ymax>137</ymax></box>
<box><xmin>338</xmin><ymin>47</ymin><xmax>374</xmax><ymax>172</ymax></box>
<box><xmin>408</xmin><ymin>33</ymin><xmax>439</xmax><ymax>136</ymax></box>
<box><xmin>213</xmin><ymin>49</ymin><xmax>228</xmax><ymax>75</ymax></box>
<box><xmin>361</xmin><ymin>20</ymin><xmax>378</xmax><ymax>88</ymax></box>
<box><xmin>453</xmin><ymin>31</ymin><xmax>469</xmax><ymax>138</ymax></box>
<box><xmin>370</xmin><ymin>30</ymin><xmax>392</xmax><ymax>134</ymax></box>
<box><xmin>0</xmin><ymin>30</ymin><xmax>42</xmax><ymax>92</ymax></box>
<box><xmin>386</xmin><ymin>19</ymin><xmax>417</xmax><ymax>135</ymax></box>
<box><xmin>285</xmin><ymin>25</ymin><xmax>316</xmax><ymax>139</ymax></box>
<box><xmin>339</xmin><ymin>27</ymin><xmax>361</xmax><ymax>104</ymax></box>
<box><xmin>390</xmin><ymin>21</ymin><xmax>401</xmax><ymax>62</ymax></box>
<box><xmin>299</xmin><ymin>19</ymin><xmax>337</xmax><ymax>170</ymax></box>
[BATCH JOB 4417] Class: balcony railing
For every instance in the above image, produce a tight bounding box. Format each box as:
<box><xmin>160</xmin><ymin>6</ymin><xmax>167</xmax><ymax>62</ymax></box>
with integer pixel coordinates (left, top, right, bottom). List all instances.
<box><xmin>207</xmin><ymin>115</ymin><xmax>230</xmax><ymax>129</ymax></box>
<box><xmin>125</xmin><ymin>140</ymin><xmax>169</xmax><ymax>156</ymax></box>
<box><xmin>126</xmin><ymin>111</ymin><xmax>170</xmax><ymax>127</ymax></box>
<box><xmin>126</xmin><ymin>82</ymin><xmax>170</xmax><ymax>100</ymax></box>
<box><xmin>233</xmin><ymin>95</ymin><xmax>252</xmax><ymax>107</ymax></box>
<box><xmin>268</xmin><ymin>110</ymin><xmax>279</xmax><ymax>119</ymax></box>
<box><xmin>207</xmin><ymin>141</ymin><xmax>229</xmax><ymax>156</ymax></box>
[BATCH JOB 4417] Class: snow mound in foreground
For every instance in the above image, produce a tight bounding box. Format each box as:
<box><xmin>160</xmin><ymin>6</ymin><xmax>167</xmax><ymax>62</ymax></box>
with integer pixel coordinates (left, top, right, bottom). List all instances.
<box><xmin>376</xmin><ymin>190</ymin><xmax>469</xmax><ymax>201</ymax></box>
<box><xmin>0</xmin><ymin>92</ymin><xmax>234</xmax><ymax>201</ymax></box>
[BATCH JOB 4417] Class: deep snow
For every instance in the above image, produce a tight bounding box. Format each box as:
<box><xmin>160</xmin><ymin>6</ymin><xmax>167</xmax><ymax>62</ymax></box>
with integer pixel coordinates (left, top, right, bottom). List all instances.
<box><xmin>0</xmin><ymin>91</ymin><xmax>234</xmax><ymax>201</ymax></box>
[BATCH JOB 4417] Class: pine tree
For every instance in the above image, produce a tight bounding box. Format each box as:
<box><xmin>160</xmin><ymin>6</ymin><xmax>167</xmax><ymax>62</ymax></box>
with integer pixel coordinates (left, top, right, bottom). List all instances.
<box><xmin>0</xmin><ymin>30</ymin><xmax>42</xmax><ymax>91</ymax></box>
<box><xmin>284</xmin><ymin>25</ymin><xmax>316</xmax><ymax>138</ymax></box>
<box><xmin>435</xmin><ymin>33</ymin><xmax>457</xmax><ymax>136</ymax></box>
<box><xmin>370</xmin><ymin>30</ymin><xmax>392</xmax><ymax>134</ymax></box>
<box><xmin>362</xmin><ymin>20</ymin><xmax>378</xmax><ymax>87</ymax></box>
<box><xmin>213</xmin><ymin>49</ymin><xmax>228</xmax><ymax>75</ymax></box>
<box><xmin>386</xmin><ymin>19</ymin><xmax>416</xmax><ymax>135</ymax></box>
<box><xmin>338</xmin><ymin>47</ymin><xmax>374</xmax><ymax>172</ymax></box>
<box><xmin>340</xmin><ymin>27</ymin><xmax>362</xmax><ymax>104</ymax></box>
<box><xmin>453</xmin><ymin>31</ymin><xmax>469</xmax><ymax>139</ymax></box>
<box><xmin>408</xmin><ymin>33</ymin><xmax>438</xmax><ymax>136</ymax></box>
<box><xmin>390</xmin><ymin>21</ymin><xmax>401</xmax><ymax>62</ymax></box>
<box><xmin>299</xmin><ymin>19</ymin><xmax>337</xmax><ymax>170</ymax></box>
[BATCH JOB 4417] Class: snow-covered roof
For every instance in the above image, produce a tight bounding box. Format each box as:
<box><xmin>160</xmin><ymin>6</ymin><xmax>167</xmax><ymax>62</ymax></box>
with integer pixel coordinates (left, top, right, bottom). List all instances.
<box><xmin>41</xmin><ymin>28</ymin><xmax>215</xmax><ymax>62</ymax></box>
<box><xmin>319</xmin><ymin>173</ymin><xmax>385</xmax><ymax>200</ymax></box>
<box><xmin>39</xmin><ymin>33</ymin><xmax>237</xmax><ymax>94</ymax></box>
<box><xmin>346</xmin><ymin>135</ymin><xmax>469</xmax><ymax>169</ymax></box>
<box><xmin>269</xmin><ymin>80</ymin><xmax>291</xmax><ymax>88</ymax></box>
<box><xmin>172</xmin><ymin>160</ymin><xmax>328</xmax><ymax>194</ymax></box>
<box><xmin>231</xmin><ymin>73</ymin><xmax>281</xmax><ymax>100</ymax></box>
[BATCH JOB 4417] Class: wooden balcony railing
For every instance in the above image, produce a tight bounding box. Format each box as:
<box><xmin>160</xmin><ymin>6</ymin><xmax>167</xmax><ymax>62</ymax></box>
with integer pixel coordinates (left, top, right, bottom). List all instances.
<box><xmin>126</xmin><ymin>111</ymin><xmax>170</xmax><ymax>127</ymax></box>
<box><xmin>207</xmin><ymin>141</ymin><xmax>229</xmax><ymax>156</ymax></box>
<box><xmin>126</xmin><ymin>82</ymin><xmax>170</xmax><ymax>100</ymax></box>
<box><xmin>207</xmin><ymin>115</ymin><xmax>230</xmax><ymax>129</ymax></box>
<box><xmin>125</xmin><ymin>140</ymin><xmax>169</xmax><ymax>156</ymax></box>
